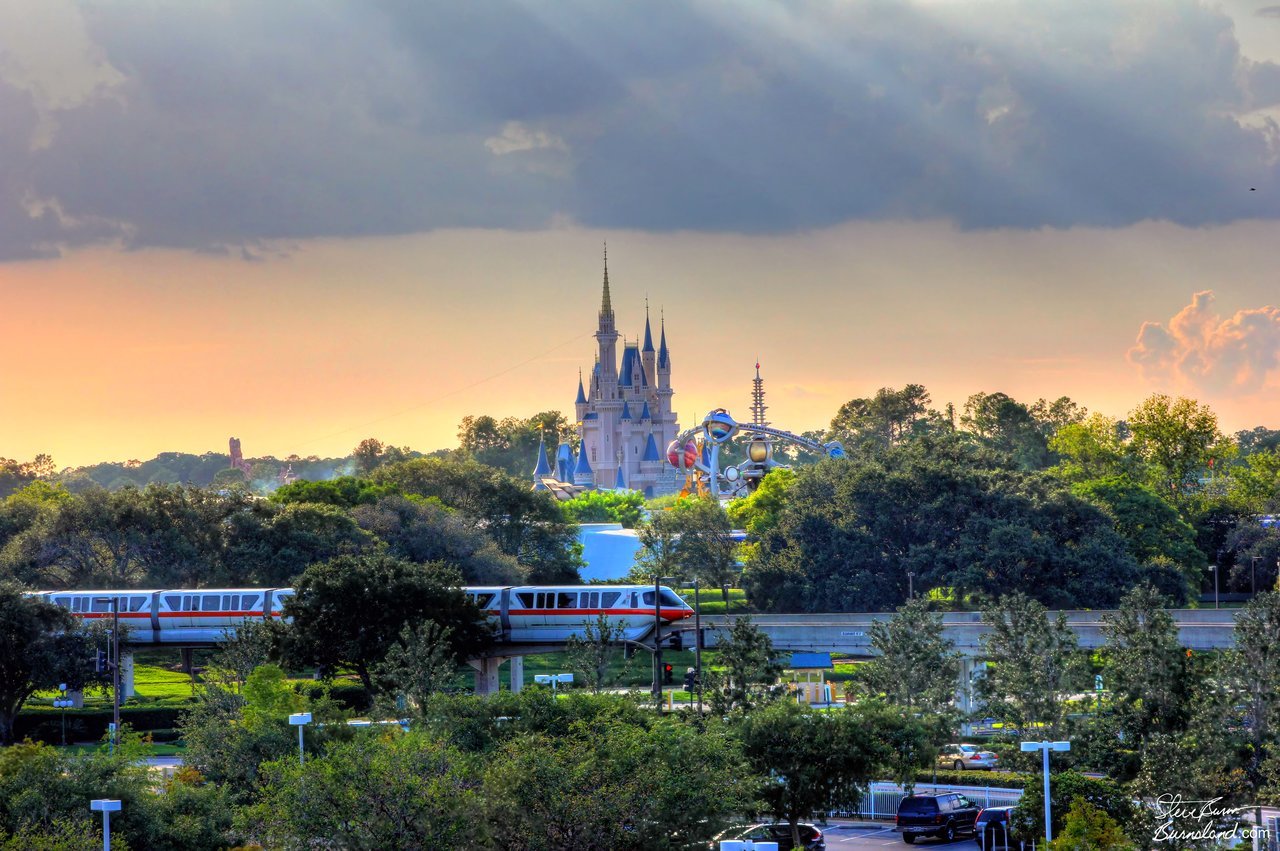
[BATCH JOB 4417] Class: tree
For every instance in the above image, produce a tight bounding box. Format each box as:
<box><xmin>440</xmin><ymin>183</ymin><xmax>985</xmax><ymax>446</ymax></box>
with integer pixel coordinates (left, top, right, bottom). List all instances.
<box><xmin>0</xmin><ymin>586</ymin><xmax>100</xmax><ymax>744</ymax></box>
<box><xmin>745</xmin><ymin>435</ymin><xmax>1141</xmax><ymax>613</ymax></box>
<box><xmin>563</xmin><ymin>612</ymin><xmax>633</xmax><ymax>694</ymax></box>
<box><xmin>271</xmin><ymin>475</ymin><xmax>397</xmax><ymax>509</ymax></box>
<box><xmin>1227</xmin><ymin>448</ymin><xmax>1280</xmax><ymax>514</ymax></box>
<box><xmin>726</xmin><ymin>467</ymin><xmax>795</xmax><ymax>539</ymax></box>
<box><xmin>1050</xmin><ymin>413</ymin><xmax>1131</xmax><ymax>483</ymax></box>
<box><xmin>962</xmin><ymin>391</ymin><xmax>1051</xmax><ymax>469</ymax></box>
<box><xmin>737</xmin><ymin>702</ymin><xmax>883</xmax><ymax>848</ymax></box>
<box><xmin>705</xmin><ymin>616</ymin><xmax>783</xmax><ymax>714</ymax></box>
<box><xmin>1011</xmin><ymin>773</ymin><xmax>1141</xmax><ymax>847</ymax></box>
<box><xmin>351</xmin><ymin>495</ymin><xmax>525</xmax><ymax>585</ymax></box>
<box><xmin>221</xmin><ymin>500</ymin><xmax>373</xmax><ymax>586</ymax></box>
<box><xmin>483</xmin><ymin>717</ymin><xmax>751</xmax><ymax>851</ymax></box>
<box><xmin>242</xmin><ymin>732</ymin><xmax>482</xmax><ymax>849</ymax></box>
<box><xmin>281</xmin><ymin>554</ymin><xmax>492</xmax><ymax>691</ymax></box>
<box><xmin>1126</xmin><ymin>394</ymin><xmax>1227</xmax><ymax>500</ymax></box>
<box><xmin>560</xmin><ymin>489</ymin><xmax>644</xmax><ymax>528</ymax></box>
<box><xmin>1072</xmin><ymin>476</ymin><xmax>1204</xmax><ymax>597</ymax></box>
<box><xmin>372</xmin><ymin>621</ymin><xmax>458</xmax><ymax>714</ymax></box>
<box><xmin>372</xmin><ymin>457</ymin><xmax>582</xmax><ymax>582</ymax></box>
<box><xmin>1226</xmin><ymin>591</ymin><xmax>1280</xmax><ymax>788</ymax></box>
<box><xmin>633</xmin><ymin>497</ymin><xmax>737</xmax><ymax>598</ymax></box>
<box><xmin>978</xmin><ymin>594</ymin><xmax>1086</xmax><ymax>737</ymax></box>
<box><xmin>1099</xmin><ymin>585</ymin><xmax>1190</xmax><ymax>742</ymax></box>
<box><xmin>860</xmin><ymin>599</ymin><xmax>961</xmax><ymax>714</ymax></box>
<box><xmin>1050</xmin><ymin>797</ymin><xmax>1136</xmax><ymax>850</ymax></box>
<box><xmin>828</xmin><ymin>384</ymin><xmax>939</xmax><ymax>451</ymax></box>
<box><xmin>0</xmin><ymin>455</ymin><xmax>55</xmax><ymax>500</ymax></box>
<box><xmin>457</xmin><ymin>411</ymin><xmax>573</xmax><ymax>478</ymax></box>
<box><xmin>352</xmin><ymin>438</ymin><xmax>411</xmax><ymax>475</ymax></box>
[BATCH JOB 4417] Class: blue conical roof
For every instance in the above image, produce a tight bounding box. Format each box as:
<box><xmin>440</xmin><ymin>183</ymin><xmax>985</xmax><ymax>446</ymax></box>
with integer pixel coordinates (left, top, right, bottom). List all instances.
<box><xmin>533</xmin><ymin>436</ymin><xmax>551</xmax><ymax>478</ymax></box>
<box><xmin>621</xmin><ymin>400</ymin><xmax>632</xmax><ymax>420</ymax></box>
<box><xmin>639</xmin><ymin>401</ymin><xmax>651</xmax><ymax>420</ymax></box>
<box><xmin>658</xmin><ymin>316</ymin><xmax>669</xmax><ymax>369</ymax></box>
<box><xmin>576</xmin><ymin>371</ymin><xmax>586</xmax><ymax>404</ymax></box>
<box><xmin>574</xmin><ymin>441</ymin><xmax>593</xmax><ymax>479</ymax></box>
<box><xmin>615</xmin><ymin>464</ymin><xmax>626</xmax><ymax>489</ymax></box>
<box><xmin>643</xmin><ymin>433</ymin><xmax>660</xmax><ymax>462</ymax></box>
<box><xmin>643</xmin><ymin>307</ymin><xmax>655</xmax><ymax>352</ymax></box>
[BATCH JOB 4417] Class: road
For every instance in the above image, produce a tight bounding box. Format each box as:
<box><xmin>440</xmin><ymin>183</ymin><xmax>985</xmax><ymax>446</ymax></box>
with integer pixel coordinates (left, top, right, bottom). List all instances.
<box><xmin>818</xmin><ymin>822</ymin><xmax>973</xmax><ymax>847</ymax></box>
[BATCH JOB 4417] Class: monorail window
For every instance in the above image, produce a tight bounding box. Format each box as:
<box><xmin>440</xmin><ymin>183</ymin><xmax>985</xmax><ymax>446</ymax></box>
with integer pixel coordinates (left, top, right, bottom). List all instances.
<box><xmin>241</xmin><ymin>594</ymin><xmax>259</xmax><ymax>610</ymax></box>
<box><xmin>164</xmin><ymin>595</ymin><xmax>180</xmax><ymax>610</ymax></box>
<box><xmin>588</xmin><ymin>592</ymin><xmax>599</xmax><ymax>608</ymax></box>
<box><xmin>54</xmin><ymin>597</ymin><xmax>70</xmax><ymax>609</ymax></box>
<box><xmin>516</xmin><ymin>592</ymin><xmax>535</xmax><ymax>608</ymax></box>
<box><xmin>472</xmin><ymin>593</ymin><xmax>495</xmax><ymax>609</ymax></box>
<box><xmin>91</xmin><ymin>598</ymin><xmax>113</xmax><ymax>613</ymax></box>
<box><xmin>222</xmin><ymin>595</ymin><xmax>239</xmax><ymax>610</ymax></box>
<box><xmin>183</xmin><ymin>595</ymin><xmax>196</xmax><ymax>611</ymax></box>
<box><xmin>129</xmin><ymin>597</ymin><xmax>146</xmax><ymax>612</ymax></box>
<box><xmin>641</xmin><ymin>591</ymin><xmax>655</xmax><ymax>606</ymax></box>
<box><xmin>601</xmin><ymin>592</ymin><xmax>620</xmax><ymax>608</ymax></box>
<box><xmin>659</xmin><ymin>589</ymin><xmax>684</xmax><ymax>607</ymax></box>
<box><xmin>70</xmin><ymin>597</ymin><xmax>82</xmax><ymax>613</ymax></box>
<box><xmin>557</xmin><ymin>592</ymin><xmax>576</xmax><ymax>609</ymax></box>
<box><xmin>203</xmin><ymin>595</ymin><xmax>221</xmax><ymax>611</ymax></box>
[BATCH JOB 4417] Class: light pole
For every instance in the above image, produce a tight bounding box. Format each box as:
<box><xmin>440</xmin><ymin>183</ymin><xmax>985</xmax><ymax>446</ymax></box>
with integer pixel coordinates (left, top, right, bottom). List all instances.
<box><xmin>692</xmin><ymin>576</ymin><xmax>703</xmax><ymax>715</ymax></box>
<box><xmin>288</xmin><ymin>712</ymin><xmax>311</xmax><ymax>766</ymax></box>
<box><xmin>1252</xmin><ymin>556</ymin><xmax>1261</xmax><ymax>596</ymax></box>
<box><xmin>94</xmin><ymin>597</ymin><xmax>121</xmax><ymax>752</ymax></box>
<box><xmin>1209</xmin><ymin>564</ymin><xmax>1219</xmax><ymax>609</ymax></box>
<box><xmin>907</xmin><ymin>571</ymin><xmax>915</xmax><ymax>600</ymax></box>
<box><xmin>1021</xmin><ymin>740</ymin><xmax>1070</xmax><ymax>844</ymax></box>
<box><xmin>55</xmin><ymin>683</ymin><xmax>71</xmax><ymax>746</ymax></box>
<box><xmin>90</xmin><ymin>799</ymin><xmax>121</xmax><ymax>851</ymax></box>
<box><xmin>652</xmin><ymin>575</ymin><xmax>678</xmax><ymax>713</ymax></box>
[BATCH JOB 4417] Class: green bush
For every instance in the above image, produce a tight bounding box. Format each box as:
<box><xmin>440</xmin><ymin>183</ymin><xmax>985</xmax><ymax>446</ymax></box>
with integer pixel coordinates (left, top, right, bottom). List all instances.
<box><xmin>14</xmin><ymin>706</ymin><xmax>186</xmax><ymax>742</ymax></box>
<box><xmin>914</xmin><ymin>769</ymin><xmax>1031</xmax><ymax>789</ymax></box>
<box><xmin>292</xmin><ymin>680</ymin><xmax>372</xmax><ymax>712</ymax></box>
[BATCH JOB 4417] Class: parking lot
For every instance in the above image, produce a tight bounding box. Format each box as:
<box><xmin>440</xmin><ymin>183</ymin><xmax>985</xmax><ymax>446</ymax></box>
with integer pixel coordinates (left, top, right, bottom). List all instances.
<box><xmin>810</xmin><ymin>822</ymin><xmax>978</xmax><ymax>848</ymax></box>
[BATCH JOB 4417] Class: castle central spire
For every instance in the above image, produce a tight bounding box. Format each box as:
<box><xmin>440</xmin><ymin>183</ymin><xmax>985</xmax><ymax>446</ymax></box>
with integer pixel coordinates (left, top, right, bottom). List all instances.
<box><xmin>600</xmin><ymin>243</ymin><xmax>614</xmax><ymax>322</ymax></box>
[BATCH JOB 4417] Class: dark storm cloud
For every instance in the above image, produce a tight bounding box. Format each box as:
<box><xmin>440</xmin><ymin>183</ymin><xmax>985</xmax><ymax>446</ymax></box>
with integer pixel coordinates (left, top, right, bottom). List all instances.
<box><xmin>3</xmin><ymin>0</ymin><xmax>1280</xmax><ymax>259</ymax></box>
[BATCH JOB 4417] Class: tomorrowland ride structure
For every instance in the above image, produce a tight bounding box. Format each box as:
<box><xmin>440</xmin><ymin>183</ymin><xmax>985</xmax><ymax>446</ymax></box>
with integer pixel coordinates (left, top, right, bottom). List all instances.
<box><xmin>665</xmin><ymin>406</ymin><xmax>845</xmax><ymax>500</ymax></box>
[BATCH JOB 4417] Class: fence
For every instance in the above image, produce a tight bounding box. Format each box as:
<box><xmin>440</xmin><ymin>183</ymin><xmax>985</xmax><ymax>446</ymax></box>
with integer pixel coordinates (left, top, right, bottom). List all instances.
<box><xmin>837</xmin><ymin>781</ymin><xmax>1024</xmax><ymax>821</ymax></box>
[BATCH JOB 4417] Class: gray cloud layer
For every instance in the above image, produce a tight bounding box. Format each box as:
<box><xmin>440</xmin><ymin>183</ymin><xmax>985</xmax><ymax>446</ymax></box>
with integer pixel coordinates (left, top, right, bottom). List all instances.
<box><xmin>3</xmin><ymin>0</ymin><xmax>1280</xmax><ymax>259</ymax></box>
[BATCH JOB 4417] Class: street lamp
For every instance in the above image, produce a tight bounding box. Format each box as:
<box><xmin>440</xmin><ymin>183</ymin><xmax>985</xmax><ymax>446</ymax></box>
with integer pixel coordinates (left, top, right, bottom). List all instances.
<box><xmin>90</xmin><ymin>799</ymin><xmax>121</xmax><ymax>851</ymax></box>
<box><xmin>907</xmin><ymin>571</ymin><xmax>915</xmax><ymax>600</ymax></box>
<box><xmin>652</xmin><ymin>575</ymin><xmax>678</xmax><ymax>713</ymax></box>
<box><xmin>692</xmin><ymin>576</ymin><xmax>703</xmax><ymax>715</ymax></box>
<box><xmin>1021</xmin><ymin>740</ymin><xmax>1070</xmax><ymax>844</ymax></box>
<box><xmin>54</xmin><ymin>683</ymin><xmax>72</xmax><ymax>746</ymax></box>
<box><xmin>93</xmin><ymin>596</ymin><xmax>121</xmax><ymax>751</ymax></box>
<box><xmin>288</xmin><ymin>712</ymin><xmax>312</xmax><ymax>766</ymax></box>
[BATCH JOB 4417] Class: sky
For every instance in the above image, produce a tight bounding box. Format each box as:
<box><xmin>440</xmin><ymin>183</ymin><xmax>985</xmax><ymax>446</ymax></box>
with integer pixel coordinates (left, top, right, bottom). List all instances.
<box><xmin>3</xmin><ymin>0</ymin><xmax>1280</xmax><ymax>468</ymax></box>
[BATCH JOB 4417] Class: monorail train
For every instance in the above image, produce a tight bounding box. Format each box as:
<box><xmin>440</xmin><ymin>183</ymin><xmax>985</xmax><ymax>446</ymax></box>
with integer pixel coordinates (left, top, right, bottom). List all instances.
<box><xmin>29</xmin><ymin>585</ymin><xmax>694</xmax><ymax>646</ymax></box>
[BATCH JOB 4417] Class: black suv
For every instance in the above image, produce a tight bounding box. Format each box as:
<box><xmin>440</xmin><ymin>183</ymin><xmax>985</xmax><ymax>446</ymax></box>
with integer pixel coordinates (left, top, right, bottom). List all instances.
<box><xmin>895</xmin><ymin>793</ymin><xmax>980</xmax><ymax>843</ymax></box>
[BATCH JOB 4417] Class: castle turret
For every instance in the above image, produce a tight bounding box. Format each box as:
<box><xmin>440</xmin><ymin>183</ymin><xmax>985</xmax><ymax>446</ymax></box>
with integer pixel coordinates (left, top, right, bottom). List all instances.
<box><xmin>532</xmin><ymin>435</ymin><xmax>552</xmax><ymax>489</ymax></box>
<box><xmin>642</xmin><ymin>302</ymin><xmax>656</xmax><ymax>387</ymax></box>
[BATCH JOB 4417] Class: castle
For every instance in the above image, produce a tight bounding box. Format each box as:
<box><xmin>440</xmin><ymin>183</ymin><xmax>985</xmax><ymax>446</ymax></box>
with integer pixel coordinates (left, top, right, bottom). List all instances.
<box><xmin>534</xmin><ymin>253</ymin><xmax>680</xmax><ymax>497</ymax></box>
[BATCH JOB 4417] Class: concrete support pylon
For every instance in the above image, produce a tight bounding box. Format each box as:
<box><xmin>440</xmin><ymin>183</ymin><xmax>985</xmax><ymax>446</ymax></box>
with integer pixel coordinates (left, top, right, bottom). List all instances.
<box><xmin>509</xmin><ymin>656</ymin><xmax>524</xmax><ymax>693</ymax></box>
<box><xmin>120</xmin><ymin>651</ymin><xmax>135</xmax><ymax>700</ymax></box>
<box><xmin>956</xmin><ymin>657</ymin><xmax>983</xmax><ymax>728</ymax></box>
<box><xmin>469</xmin><ymin>657</ymin><xmax>502</xmax><ymax>696</ymax></box>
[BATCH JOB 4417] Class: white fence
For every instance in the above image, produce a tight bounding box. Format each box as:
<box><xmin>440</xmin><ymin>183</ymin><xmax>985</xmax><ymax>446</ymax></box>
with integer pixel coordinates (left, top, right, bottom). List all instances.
<box><xmin>837</xmin><ymin>781</ymin><xmax>1024</xmax><ymax>821</ymax></box>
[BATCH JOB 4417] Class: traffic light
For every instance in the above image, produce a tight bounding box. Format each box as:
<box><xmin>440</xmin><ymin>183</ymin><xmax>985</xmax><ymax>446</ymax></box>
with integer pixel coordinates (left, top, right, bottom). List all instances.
<box><xmin>683</xmin><ymin>669</ymin><xmax>696</xmax><ymax>691</ymax></box>
<box><xmin>663</xmin><ymin>663</ymin><xmax>673</xmax><ymax>684</ymax></box>
<box><xmin>666</xmin><ymin>631</ymin><xmax>683</xmax><ymax>651</ymax></box>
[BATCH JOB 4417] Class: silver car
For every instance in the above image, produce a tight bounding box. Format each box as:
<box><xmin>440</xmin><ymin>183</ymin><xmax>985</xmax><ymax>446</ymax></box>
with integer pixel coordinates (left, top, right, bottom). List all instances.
<box><xmin>937</xmin><ymin>743</ymin><xmax>999</xmax><ymax>770</ymax></box>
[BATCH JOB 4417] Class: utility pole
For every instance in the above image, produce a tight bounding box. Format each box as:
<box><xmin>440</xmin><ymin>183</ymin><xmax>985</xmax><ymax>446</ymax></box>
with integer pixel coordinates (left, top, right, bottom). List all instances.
<box><xmin>653</xmin><ymin>574</ymin><xmax>662</xmax><ymax>713</ymax></box>
<box><xmin>96</xmin><ymin>596</ymin><xmax>121</xmax><ymax>753</ymax></box>
<box><xmin>693</xmin><ymin>577</ymin><xmax>703</xmax><ymax>714</ymax></box>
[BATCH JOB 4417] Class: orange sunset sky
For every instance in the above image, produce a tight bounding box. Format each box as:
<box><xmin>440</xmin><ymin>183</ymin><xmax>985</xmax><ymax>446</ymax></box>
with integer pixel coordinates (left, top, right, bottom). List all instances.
<box><xmin>3</xmin><ymin>1</ymin><xmax>1280</xmax><ymax>468</ymax></box>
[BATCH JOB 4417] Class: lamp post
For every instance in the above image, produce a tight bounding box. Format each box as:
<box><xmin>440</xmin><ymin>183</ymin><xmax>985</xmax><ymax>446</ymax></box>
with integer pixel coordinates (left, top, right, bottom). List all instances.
<box><xmin>907</xmin><ymin>571</ymin><xmax>915</xmax><ymax>600</ymax></box>
<box><xmin>652</xmin><ymin>575</ymin><xmax>678</xmax><ymax>713</ymax></box>
<box><xmin>1020</xmin><ymin>740</ymin><xmax>1070</xmax><ymax>844</ymax></box>
<box><xmin>94</xmin><ymin>596</ymin><xmax>120</xmax><ymax>752</ymax></box>
<box><xmin>1209</xmin><ymin>564</ymin><xmax>1219</xmax><ymax>609</ymax></box>
<box><xmin>1252</xmin><ymin>556</ymin><xmax>1261</xmax><ymax>596</ymax></box>
<box><xmin>693</xmin><ymin>576</ymin><xmax>703</xmax><ymax>715</ymax></box>
<box><xmin>55</xmin><ymin>683</ymin><xmax>70</xmax><ymax>746</ymax></box>
<box><xmin>288</xmin><ymin>712</ymin><xmax>312</xmax><ymax>766</ymax></box>
<box><xmin>90</xmin><ymin>799</ymin><xmax>121</xmax><ymax>851</ymax></box>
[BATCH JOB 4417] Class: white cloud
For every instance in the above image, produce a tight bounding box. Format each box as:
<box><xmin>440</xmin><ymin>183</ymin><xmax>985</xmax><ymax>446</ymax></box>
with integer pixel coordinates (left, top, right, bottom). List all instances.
<box><xmin>1127</xmin><ymin>291</ymin><xmax>1280</xmax><ymax>393</ymax></box>
<box><xmin>484</xmin><ymin>121</ymin><xmax>569</xmax><ymax>156</ymax></box>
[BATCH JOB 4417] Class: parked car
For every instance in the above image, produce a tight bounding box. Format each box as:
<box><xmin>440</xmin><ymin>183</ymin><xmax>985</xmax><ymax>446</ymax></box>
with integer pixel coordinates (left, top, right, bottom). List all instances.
<box><xmin>936</xmin><ymin>743</ymin><xmax>999</xmax><ymax>771</ymax></box>
<box><xmin>710</xmin><ymin>822</ymin><xmax>825</xmax><ymax>850</ymax></box>
<box><xmin>975</xmin><ymin>806</ymin><xmax>1022</xmax><ymax>849</ymax></box>
<box><xmin>895</xmin><ymin>793</ymin><xmax>980</xmax><ymax>844</ymax></box>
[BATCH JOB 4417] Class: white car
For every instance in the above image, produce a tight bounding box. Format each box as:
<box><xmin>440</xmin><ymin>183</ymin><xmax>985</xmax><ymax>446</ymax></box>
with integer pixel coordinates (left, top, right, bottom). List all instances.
<box><xmin>937</xmin><ymin>743</ymin><xmax>999</xmax><ymax>770</ymax></box>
